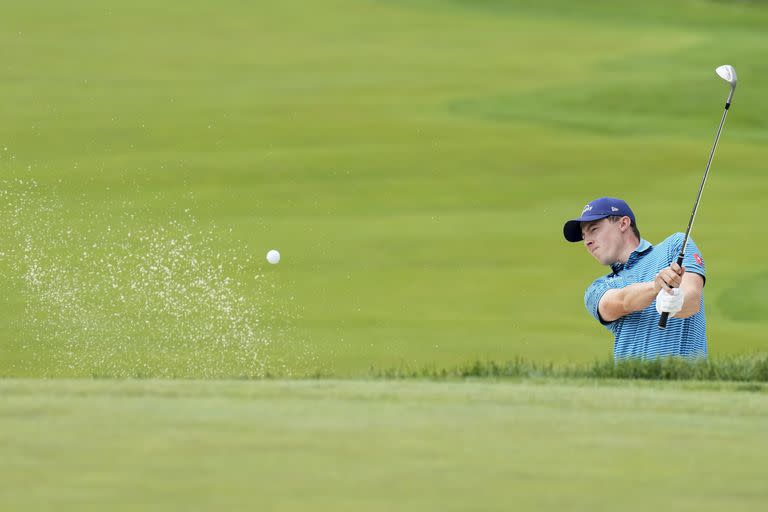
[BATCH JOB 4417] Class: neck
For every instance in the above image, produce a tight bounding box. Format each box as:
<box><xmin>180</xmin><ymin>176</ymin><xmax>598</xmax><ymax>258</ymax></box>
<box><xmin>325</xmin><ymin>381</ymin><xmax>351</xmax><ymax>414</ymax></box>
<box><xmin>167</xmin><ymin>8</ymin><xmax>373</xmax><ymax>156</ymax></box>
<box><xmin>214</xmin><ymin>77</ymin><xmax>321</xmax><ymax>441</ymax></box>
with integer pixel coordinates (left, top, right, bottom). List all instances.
<box><xmin>615</xmin><ymin>236</ymin><xmax>641</xmax><ymax>264</ymax></box>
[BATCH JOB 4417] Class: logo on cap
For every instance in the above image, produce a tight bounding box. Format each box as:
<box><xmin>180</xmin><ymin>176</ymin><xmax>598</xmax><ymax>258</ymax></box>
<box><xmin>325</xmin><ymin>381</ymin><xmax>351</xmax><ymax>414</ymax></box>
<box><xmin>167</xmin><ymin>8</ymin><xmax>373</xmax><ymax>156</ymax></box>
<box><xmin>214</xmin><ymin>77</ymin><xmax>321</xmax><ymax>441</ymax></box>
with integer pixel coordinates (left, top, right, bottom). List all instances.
<box><xmin>582</xmin><ymin>204</ymin><xmax>593</xmax><ymax>214</ymax></box>
<box><xmin>611</xmin><ymin>207</ymin><xmax>619</xmax><ymax>212</ymax></box>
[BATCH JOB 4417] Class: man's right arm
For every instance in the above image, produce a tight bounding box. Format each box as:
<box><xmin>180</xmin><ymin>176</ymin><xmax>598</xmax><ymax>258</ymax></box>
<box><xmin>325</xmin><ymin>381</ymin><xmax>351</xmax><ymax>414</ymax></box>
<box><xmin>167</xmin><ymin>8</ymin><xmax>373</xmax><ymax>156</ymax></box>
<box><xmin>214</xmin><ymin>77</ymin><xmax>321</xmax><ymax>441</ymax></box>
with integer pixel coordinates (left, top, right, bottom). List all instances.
<box><xmin>598</xmin><ymin>263</ymin><xmax>685</xmax><ymax>322</ymax></box>
<box><xmin>598</xmin><ymin>282</ymin><xmax>658</xmax><ymax>322</ymax></box>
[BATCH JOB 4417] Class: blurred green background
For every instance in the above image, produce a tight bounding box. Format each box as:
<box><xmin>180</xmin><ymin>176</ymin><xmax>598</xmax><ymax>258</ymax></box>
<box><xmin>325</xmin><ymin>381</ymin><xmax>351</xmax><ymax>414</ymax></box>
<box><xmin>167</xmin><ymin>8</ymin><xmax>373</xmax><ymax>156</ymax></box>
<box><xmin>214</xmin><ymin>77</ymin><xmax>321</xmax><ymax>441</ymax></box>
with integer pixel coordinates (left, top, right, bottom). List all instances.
<box><xmin>1</xmin><ymin>0</ymin><xmax>767</xmax><ymax>377</ymax></box>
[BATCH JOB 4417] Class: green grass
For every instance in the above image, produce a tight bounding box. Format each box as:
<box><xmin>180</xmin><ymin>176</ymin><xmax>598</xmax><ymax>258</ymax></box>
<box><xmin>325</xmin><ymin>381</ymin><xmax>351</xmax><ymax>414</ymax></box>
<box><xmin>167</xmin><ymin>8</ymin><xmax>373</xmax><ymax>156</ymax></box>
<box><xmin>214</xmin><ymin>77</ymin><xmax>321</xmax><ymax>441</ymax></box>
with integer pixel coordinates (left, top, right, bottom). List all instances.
<box><xmin>2</xmin><ymin>0</ymin><xmax>768</xmax><ymax>377</ymax></box>
<box><xmin>2</xmin><ymin>3</ymin><xmax>768</xmax><ymax>507</ymax></box>
<box><xmin>372</xmin><ymin>354</ymin><xmax>768</xmax><ymax>382</ymax></box>
<box><xmin>1</xmin><ymin>378</ymin><xmax>766</xmax><ymax>511</ymax></box>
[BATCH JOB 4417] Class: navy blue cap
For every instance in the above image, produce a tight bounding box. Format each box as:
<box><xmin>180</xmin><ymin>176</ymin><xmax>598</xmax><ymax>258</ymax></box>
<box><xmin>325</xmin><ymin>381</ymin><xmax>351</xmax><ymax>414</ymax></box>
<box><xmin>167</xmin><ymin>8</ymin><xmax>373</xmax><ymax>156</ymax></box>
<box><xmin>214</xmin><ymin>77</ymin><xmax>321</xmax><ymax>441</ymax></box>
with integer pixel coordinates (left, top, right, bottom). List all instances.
<box><xmin>563</xmin><ymin>197</ymin><xmax>636</xmax><ymax>242</ymax></box>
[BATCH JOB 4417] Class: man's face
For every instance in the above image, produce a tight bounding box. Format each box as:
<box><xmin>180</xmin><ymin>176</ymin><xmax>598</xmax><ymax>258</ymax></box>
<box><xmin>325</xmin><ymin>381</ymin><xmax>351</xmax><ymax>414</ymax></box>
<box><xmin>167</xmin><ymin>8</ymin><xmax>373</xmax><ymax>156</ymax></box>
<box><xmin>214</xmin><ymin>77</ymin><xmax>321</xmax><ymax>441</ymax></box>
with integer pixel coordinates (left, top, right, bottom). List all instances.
<box><xmin>581</xmin><ymin>217</ymin><xmax>625</xmax><ymax>265</ymax></box>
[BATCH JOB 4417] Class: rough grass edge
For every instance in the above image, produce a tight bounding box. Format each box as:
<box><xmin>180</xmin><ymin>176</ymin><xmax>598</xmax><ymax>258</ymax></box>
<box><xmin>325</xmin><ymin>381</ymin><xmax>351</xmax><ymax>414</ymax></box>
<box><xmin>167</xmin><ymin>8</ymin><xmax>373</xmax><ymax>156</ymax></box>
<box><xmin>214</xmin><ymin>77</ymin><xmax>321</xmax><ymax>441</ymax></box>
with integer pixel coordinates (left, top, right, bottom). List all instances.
<box><xmin>369</xmin><ymin>354</ymin><xmax>768</xmax><ymax>382</ymax></box>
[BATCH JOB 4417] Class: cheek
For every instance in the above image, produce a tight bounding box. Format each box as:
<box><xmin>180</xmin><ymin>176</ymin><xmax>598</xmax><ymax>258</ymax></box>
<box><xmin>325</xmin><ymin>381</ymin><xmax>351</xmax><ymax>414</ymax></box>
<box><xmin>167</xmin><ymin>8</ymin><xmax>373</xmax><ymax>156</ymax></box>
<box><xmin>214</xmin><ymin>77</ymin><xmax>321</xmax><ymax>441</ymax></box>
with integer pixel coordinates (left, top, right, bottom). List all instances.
<box><xmin>598</xmin><ymin>230</ymin><xmax>615</xmax><ymax>246</ymax></box>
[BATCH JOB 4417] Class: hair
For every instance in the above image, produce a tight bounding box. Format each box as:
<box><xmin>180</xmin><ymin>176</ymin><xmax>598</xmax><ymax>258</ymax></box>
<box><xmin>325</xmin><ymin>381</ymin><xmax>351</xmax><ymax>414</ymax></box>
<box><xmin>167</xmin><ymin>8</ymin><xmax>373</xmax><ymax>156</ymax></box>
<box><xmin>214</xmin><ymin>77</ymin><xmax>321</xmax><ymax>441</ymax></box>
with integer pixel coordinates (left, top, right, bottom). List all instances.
<box><xmin>607</xmin><ymin>215</ymin><xmax>641</xmax><ymax>240</ymax></box>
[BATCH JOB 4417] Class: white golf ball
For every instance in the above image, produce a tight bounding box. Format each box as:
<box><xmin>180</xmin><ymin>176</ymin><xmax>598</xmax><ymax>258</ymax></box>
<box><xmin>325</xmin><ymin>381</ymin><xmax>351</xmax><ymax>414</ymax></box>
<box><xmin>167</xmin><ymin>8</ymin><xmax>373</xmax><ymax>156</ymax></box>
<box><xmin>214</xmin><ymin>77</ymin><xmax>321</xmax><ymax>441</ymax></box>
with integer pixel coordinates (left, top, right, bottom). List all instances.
<box><xmin>266</xmin><ymin>249</ymin><xmax>280</xmax><ymax>264</ymax></box>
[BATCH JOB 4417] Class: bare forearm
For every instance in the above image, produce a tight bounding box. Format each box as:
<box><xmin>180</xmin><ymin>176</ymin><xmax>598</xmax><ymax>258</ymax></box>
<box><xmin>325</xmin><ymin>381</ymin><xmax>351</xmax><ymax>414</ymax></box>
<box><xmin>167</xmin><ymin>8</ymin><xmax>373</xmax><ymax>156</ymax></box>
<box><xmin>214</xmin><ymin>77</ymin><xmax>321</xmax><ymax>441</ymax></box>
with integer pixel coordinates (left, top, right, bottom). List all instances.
<box><xmin>616</xmin><ymin>281</ymin><xmax>658</xmax><ymax>313</ymax></box>
<box><xmin>599</xmin><ymin>281</ymin><xmax>658</xmax><ymax>321</ymax></box>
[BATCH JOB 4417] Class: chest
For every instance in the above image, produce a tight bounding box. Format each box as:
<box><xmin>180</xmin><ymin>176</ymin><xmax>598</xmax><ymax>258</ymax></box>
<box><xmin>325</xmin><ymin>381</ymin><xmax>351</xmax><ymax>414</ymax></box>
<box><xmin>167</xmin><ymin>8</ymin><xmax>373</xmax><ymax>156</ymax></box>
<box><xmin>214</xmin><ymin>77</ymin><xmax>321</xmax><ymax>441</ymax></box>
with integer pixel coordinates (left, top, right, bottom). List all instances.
<box><xmin>613</xmin><ymin>252</ymin><xmax>668</xmax><ymax>283</ymax></box>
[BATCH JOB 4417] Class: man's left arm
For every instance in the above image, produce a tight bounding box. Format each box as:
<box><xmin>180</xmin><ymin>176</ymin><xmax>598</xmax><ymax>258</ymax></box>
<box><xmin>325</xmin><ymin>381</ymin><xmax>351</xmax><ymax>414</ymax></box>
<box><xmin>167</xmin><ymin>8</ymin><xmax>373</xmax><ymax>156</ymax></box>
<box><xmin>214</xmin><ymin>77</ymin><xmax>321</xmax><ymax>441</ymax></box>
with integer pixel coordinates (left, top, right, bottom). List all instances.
<box><xmin>677</xmin><ymin>236</ymin><xmax>706</xmax><ymax>318</ymax></box>
<box><xmin>676</xmin><ymin>271</ymin><xmax>704</xmax><ymax>318</ymax></box>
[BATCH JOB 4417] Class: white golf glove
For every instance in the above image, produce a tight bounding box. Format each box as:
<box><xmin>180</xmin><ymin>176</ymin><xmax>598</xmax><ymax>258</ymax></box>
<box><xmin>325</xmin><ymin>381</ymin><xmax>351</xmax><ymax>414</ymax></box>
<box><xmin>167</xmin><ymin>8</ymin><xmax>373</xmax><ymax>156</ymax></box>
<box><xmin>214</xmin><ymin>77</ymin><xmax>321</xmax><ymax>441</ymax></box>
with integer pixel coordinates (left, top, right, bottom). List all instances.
<box><xmin>655</xmin><ymin>288</ymin><xmax>685</xmax><ymax>317</ymax></box>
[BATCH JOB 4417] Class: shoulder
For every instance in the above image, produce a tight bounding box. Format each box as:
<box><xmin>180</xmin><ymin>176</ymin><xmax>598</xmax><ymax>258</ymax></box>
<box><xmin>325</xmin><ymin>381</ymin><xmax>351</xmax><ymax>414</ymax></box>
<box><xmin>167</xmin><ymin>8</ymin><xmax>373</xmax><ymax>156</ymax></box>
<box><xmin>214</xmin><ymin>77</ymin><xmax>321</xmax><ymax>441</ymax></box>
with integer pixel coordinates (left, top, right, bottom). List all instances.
<box><xmin>585</xmin><ymin>275</ymin><xmax>607</xmax><ymax>301</ymax></box>
<box><xmin>652</xmin><ymin>232</ymin><xmax>690</xmax><ymax>255</ymax></box>
<box><xmin>586</xmin><ymin>272</ymin><xmax>614</xmax><ymax>290</ymax></box>
<box><xmin>659</xmin><ymin>232</ymin><xmax>686</xmax><ymax>247</ymax></box>
<box><xmin>584</xmin><ymin>272</ymin><xmax>626</xmax><ymax>300</ymax></box>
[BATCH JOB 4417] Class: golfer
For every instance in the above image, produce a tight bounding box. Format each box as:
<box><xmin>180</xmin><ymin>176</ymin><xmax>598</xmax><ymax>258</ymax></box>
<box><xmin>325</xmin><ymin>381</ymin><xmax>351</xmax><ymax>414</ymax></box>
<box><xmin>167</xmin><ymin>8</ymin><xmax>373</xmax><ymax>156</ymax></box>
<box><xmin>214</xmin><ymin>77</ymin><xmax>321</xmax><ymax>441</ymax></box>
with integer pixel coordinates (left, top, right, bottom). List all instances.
<box><xmin>564</xmin><ymin>197</ymin><xmax>706</xmax><ymax>359</ymax></box>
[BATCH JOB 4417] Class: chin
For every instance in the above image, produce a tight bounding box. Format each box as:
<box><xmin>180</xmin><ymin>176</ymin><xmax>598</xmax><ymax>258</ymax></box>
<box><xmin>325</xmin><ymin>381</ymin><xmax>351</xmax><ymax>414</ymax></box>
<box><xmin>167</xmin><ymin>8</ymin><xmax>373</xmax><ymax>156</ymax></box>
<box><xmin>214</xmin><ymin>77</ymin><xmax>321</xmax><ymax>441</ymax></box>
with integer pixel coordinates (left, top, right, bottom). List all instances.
<box><xmin>595</xmin><ymin>255</ymin><xmax>612</xmax><ymax>266</ymax></box>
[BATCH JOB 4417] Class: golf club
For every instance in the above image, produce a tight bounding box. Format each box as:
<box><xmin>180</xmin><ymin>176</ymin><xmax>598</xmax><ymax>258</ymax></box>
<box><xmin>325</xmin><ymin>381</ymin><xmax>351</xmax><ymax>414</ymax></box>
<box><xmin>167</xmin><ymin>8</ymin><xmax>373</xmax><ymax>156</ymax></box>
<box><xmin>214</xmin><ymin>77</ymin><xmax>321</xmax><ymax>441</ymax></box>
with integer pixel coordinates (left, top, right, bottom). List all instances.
<box><xmin>659</xmin><ymin>64</ymin><xmax>737</xmax><ymax>328</ymax></box>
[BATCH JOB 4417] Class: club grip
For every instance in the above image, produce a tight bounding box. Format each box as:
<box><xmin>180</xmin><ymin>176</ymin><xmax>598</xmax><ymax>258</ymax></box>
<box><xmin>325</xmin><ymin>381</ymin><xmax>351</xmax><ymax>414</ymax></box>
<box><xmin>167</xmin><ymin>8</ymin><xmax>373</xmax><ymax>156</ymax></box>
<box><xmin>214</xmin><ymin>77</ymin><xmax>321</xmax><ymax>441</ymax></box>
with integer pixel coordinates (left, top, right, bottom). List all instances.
<box><xmin>658</xmin><ymin>254</ymin><xmax>686</xmax><ymax>329</ymax></box>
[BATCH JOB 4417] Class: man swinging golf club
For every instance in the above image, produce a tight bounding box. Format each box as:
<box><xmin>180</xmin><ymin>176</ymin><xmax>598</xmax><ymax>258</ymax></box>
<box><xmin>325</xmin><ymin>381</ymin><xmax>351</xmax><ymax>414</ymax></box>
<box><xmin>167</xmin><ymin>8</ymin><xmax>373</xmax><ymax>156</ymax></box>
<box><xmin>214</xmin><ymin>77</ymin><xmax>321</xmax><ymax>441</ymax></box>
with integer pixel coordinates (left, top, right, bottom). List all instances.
<box><xmin>563</xmin><ymin>198</ymin><xmax>706</xmax><ymax>359</ymax></box>
<box><xmin>563</xmin><ymin>65</ymin><xmax>736</xmax><ymax>359</ymax></box>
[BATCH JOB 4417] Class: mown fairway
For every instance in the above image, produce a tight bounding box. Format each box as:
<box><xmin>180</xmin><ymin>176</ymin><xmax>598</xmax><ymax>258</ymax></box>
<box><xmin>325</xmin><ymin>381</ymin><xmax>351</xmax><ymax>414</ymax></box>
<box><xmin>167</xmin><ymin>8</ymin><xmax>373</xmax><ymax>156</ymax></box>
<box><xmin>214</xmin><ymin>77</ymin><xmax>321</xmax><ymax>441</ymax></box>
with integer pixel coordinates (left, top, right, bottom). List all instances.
<box><xmin>1</xmin><ymin>378</ymin><xmax>767</xmax><ymax>511</ymax></box>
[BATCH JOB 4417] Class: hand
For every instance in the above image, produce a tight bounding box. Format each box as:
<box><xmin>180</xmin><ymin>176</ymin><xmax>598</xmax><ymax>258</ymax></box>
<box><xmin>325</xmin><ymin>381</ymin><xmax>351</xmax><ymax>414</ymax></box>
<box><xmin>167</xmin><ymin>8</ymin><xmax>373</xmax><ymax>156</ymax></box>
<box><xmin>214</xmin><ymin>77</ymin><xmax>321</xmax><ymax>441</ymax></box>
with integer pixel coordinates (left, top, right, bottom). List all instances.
<box><xmin>655</xmin><ymin>288</ymin><xmax>685</xmax><ymax>317</ymax></box>
<box><xmin>654</xmin><ymin>263</ymin><xmax>685</xmax><ymax>293</ymax></box>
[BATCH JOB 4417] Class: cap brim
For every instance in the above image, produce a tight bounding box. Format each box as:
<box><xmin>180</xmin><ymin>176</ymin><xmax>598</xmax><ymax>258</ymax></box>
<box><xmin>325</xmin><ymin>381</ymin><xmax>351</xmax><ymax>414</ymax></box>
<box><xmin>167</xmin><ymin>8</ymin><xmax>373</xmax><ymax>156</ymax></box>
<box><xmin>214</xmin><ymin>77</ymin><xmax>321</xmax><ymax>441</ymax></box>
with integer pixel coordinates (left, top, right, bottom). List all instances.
<box><xmin>563</xmin><ymin>214</ymin><xmax>610</xmax><ymax>242</ymax></box>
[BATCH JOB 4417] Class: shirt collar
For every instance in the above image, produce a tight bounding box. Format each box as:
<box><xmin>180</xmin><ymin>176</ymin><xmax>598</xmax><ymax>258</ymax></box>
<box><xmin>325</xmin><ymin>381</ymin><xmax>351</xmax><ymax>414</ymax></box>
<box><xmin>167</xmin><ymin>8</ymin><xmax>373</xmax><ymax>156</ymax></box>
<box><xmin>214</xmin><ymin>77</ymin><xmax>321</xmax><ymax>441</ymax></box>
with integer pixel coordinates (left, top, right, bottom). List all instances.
<box><xmin>611</xmin><ymin>238</ymin><xmax>653</xmax><ymax>273</ymax></box>
<box><xmin>633</xmin><ymin>238</ymin><xmax>653</xmax><ymax>255</ymax></box>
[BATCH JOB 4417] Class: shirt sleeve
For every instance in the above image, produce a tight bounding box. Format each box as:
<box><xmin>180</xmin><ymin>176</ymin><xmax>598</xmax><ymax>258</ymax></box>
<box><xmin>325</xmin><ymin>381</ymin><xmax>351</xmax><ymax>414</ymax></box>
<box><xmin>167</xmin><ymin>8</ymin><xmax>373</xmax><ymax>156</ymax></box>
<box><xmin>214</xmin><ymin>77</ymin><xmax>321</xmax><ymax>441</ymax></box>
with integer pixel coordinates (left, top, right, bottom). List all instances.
<box><xmin>669</xmin><ymin>233</ymin><xmax>706</xmax><ymax>285</ymax></box>
<box><xmin>584</xmin><ymin>275</ymin><xmax>629</xmax><ymax>331</ymax></box>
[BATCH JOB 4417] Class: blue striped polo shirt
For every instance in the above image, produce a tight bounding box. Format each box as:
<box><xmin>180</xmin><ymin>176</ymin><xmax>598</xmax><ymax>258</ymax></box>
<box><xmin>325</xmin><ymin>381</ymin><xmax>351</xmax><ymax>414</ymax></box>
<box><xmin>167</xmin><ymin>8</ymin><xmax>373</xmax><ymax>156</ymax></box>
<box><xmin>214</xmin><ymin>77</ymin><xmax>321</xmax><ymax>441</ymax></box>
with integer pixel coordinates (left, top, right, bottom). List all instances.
<box><xmin>584</xmin><ymin>233</ymin><xmax>707</xmax><ymax>359</ymax></box>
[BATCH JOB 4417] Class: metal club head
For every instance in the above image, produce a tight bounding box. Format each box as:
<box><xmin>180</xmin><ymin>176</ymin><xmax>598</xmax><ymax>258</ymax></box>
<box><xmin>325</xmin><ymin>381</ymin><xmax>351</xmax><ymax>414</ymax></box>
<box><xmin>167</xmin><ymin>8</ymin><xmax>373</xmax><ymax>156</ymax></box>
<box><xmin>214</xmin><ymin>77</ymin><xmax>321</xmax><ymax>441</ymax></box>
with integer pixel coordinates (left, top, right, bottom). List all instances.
<box><xmin>716</xmin><ymin>65</ymin><xmax>737</xmax><ymax>105</ymax></box>
<box><xmin>716</xmin><ymin>65</ymin><xmax>737</xmax><ymax>86</ymax></box>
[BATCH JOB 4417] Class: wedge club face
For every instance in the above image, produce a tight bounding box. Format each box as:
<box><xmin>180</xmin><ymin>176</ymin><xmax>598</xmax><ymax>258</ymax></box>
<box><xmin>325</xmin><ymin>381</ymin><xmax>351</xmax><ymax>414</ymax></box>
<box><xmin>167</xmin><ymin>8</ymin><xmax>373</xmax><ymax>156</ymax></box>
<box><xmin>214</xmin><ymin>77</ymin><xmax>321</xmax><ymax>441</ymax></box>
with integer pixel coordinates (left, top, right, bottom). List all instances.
<box><xmin>716</xmin><ymin>65</ymin><xmax>737</xmax><ymax>105</ymax></box>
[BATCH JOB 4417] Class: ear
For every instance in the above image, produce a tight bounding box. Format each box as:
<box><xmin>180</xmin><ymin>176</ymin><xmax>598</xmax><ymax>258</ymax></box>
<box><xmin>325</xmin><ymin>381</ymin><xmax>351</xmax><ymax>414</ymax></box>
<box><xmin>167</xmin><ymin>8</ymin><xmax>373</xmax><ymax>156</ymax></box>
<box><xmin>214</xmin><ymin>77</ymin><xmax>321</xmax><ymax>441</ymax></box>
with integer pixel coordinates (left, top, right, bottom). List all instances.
<box><xmin>620</xmin><ymin>216</ymin><xmax>631</xmax><ymax>232</ymax></box>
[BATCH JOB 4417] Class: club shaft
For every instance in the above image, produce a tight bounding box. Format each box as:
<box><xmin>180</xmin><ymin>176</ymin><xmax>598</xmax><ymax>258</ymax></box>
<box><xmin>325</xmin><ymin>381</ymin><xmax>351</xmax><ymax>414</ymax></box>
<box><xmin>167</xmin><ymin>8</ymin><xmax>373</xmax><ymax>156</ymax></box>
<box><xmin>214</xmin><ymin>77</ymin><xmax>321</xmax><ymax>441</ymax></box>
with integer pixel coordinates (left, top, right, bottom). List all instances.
<box><xmin>679</xmin><ymin>102</ymin><xmax>730</xmax><ymax>258</ymax></box>
<box><xmin>658</xmin><ymin>101</ymin><xmax>731</xmax><ymax>329</ymax></box>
